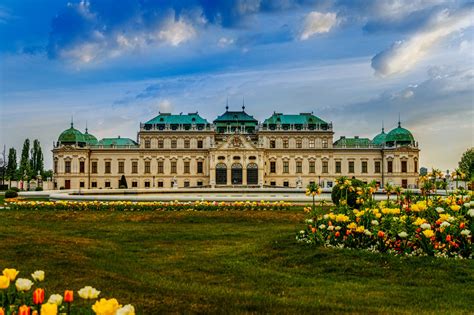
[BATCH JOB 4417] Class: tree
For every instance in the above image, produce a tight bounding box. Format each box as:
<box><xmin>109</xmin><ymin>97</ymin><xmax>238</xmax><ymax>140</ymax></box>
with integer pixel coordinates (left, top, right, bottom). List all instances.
<box><xmin>30</xmin><ymin>139</ymin><xmax>44</xmax><ymax>177</ymax></box>
<box><xmin>458</xmin><ymin>148</ymin><xmax>474</xmax><ymax>181</ymax></box>
<box><xmin>19</xmin><ymin>139</ymin><xmax>31</xmax><ymax>180</ymax></box>
<box><xmin>6</xmin><ymin>148</ymin><xmax>17</xmax><ymax>186</ymax></box>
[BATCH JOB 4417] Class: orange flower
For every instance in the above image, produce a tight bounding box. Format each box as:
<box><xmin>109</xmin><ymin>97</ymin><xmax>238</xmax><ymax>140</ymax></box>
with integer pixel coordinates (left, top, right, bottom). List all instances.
<box><xmin>64</xmin><ymin>290</ymin><xmax>74</xmax><ymax>303</ymax></box>
<box><xmin>33</xmin><ymin>288</ymin><xmax>45</xmax><ymax>305</ymax></box>
<box><xmin>0</xmin><ymin>307</ymin><xmax>4</xmax><ymax>315</ymax></box>
<box><xmin>446</xmin><ymin>235</ymin><xmax>451</xmax><ymax>242</ymax></box>
<box><xmin>335</xmin><ymin>232</ymin><xmax>340</xmax><ymax>237</ymax></box>
<box><xmin>311</xmin><ymin>227</ymin><xmax>316</xmax><ymax>233</ymax></box>
<box><xmin>460</xmin><ymin>222</ymin><xmax>465</xmax><ymax>229</ymax></box>
<box><xmin>18</xmin><ymin>305</ymin><xmax>30</xmax><ymax>315</ymax></box>
<box><xmin>377</xmin><ymin>231</ymin><xmax>385</xmax><ymax>238</ymax></box>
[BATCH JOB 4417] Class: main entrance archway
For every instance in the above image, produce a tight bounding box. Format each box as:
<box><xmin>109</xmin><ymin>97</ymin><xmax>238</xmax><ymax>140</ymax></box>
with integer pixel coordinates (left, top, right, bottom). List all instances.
<box><xmin>247</xmin><ymin>163</ymin><xmax>258</xmax><ymax>185</ymax></box>
<box><xmin>231</xmin><ymin>163</ymin><xmax>242</xmax><ymax>185</ymax></box>
<box><xmin>216</xmin><ymin>163</ymin><xmax>227</xmax><ymax>185</ymax></box>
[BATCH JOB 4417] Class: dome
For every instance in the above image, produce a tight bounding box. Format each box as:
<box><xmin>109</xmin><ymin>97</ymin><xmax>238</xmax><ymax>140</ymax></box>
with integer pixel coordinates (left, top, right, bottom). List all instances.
<box><xmin>385</xmin><ymin>122</ymin><xmax>415</xmax><ymax>146</ymax></box>
<box><xmin>58</xmin><ymin>123</ymin><xmax>86</xmax><ymax>145</ymax></box>
<box><xmin>84</xmin><ymin>128</ymin><xmax>98</xmax><ymax>145</ymax></box>
<box><xmin>372</xmin><ymin>128</ymin><xmax>387</xmax><ymax>146</ymax></box>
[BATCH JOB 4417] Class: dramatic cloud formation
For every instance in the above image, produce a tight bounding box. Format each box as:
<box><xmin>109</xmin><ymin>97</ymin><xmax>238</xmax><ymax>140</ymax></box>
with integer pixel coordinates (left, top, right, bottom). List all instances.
<box><xmin>299</xmin><ymin>12</ymin><xmax>338</xmax><ymax>40</ymax></box>
<box><xmin>371</xmin><ymin>4</ymin><xmax>474</xmax><ymax>76</ymax></box>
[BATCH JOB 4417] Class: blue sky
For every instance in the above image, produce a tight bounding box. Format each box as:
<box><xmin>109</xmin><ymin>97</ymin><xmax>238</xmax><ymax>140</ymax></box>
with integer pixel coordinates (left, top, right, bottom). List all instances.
<box><xmin>0</xmin><ymin>0</ymin><xmax>473</xmax><ymax>171</ymax></box>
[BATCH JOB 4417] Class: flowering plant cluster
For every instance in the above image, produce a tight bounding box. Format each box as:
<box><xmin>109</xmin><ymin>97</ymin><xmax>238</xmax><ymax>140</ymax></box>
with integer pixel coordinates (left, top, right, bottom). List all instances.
<box><xmin>0</xmin><ymin>268</ymin><xmax>135</xmax><ymax>315</ymax></box>
<box><xmin>5</xmin><ymin>200</ymin><xmax>292</xmax><ymax>212</ymax></box>
<box><xmin>297</xmin><ymin>179</ymin><xmax>473</xmax><ymax>259</ymax></box>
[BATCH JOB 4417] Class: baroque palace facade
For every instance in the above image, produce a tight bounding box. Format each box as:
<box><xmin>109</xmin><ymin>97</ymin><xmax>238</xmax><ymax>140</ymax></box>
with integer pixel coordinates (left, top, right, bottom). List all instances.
<box><xmin>52</xmin><ymin>106</ymin><xmax>420</xmax><ymax>190</ymax></box>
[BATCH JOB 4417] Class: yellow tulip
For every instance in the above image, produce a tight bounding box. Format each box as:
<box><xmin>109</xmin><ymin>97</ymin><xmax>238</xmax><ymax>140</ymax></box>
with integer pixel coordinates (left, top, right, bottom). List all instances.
<box><xmin>2</xmin><ymin>268</ymin><xmax>19</xmax><ymax>281</ymax></box>
<box><xmin>0</xmin><ymin>276</ymin><xmax>10</xmax><ymax>289</ymax></box>
<box><xmin>422</xmin><ymin>229</ymin><xmax>435</xmax><ymax>238</ymax></box>
<box><xmin>92</xmin><ymin>298</ymin><xmax>121</xmax><ymax>315</ymax></box>
<box><xmin>41</xmin><ymin>303</ymin><xmax>58</xmax><ymax>315</ymax></box>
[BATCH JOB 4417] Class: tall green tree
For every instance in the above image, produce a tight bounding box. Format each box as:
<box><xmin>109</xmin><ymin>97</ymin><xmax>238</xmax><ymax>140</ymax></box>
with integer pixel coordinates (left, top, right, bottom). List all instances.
<box><xmin>6</xmin><ymin>148</ymin><xmax>17</xmax><ymax>186</ymax></box>
<box><xmin>458</xmin><ymin>148</ymin><xmax>474</xmax><ymax>181</ymax></box>
<box><xmin>30</xmin><ymin>139</ymin><xmax>44</xmax><ymax>177</ymax></box>
<box><xmin>19</xmin><ymin>139</ymin><xmax>31</xmax><ymax>179</ymax></box>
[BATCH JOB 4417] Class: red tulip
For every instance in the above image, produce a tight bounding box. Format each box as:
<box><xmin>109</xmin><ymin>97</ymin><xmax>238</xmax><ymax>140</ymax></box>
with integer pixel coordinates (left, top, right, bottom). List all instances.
<box><xmin>33</xmin><ymin>288</ymin><xmax>45</xmax><ymax>305</ymax></box>
<box><xmin>64</xmin><ymin>290</ymin><xmax>74</xmax><ymax>303</ymax></box>
<box><xmin>18</xmin><ymin>305</ymin><xmax>30</xmax><ymax>315</ymax></box>
<box><xmin>335</xmin><ymin>232</ymin><xmax>340</xmax><ymax>237</ymax></box>
<box><xmin>377</xmin><ymin>231</ymin><xmax>385</xmax><ymax>238</ymax></box>
<box><xmin>446</xmin><ymin>235</ymin><xmax>451</xmax><ymax>242</ymax></box>
<box><xmin>460</xmin><ymin>222</ymin><xmax>465</xmax><ymax>229</ymax></box>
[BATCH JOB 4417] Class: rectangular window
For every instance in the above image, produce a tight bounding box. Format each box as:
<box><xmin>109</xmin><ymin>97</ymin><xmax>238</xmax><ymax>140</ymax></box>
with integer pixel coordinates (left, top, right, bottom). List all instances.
<box><xmin>54</xmin><ymin>160</ymin><xmax>58</xmax><ymax>173</ymax></box>
<box><xmin>144</xmin><ymin>161</ymin><xmax>150</xmax><ymax>174</ymax></box>
<box><xmin>283</xmin><ymin>181</ymin><xmax>289</xmax><ymax>187</ymax></box>
<box><xmin>296</xmin><ymin>139</ymin><xmax>302</xmax><ymax>148</ymax></box>
<box><xmin>197</xmin><ymin>161</ymin><xmax>203</xmax><ymax>174</ymax></box>
<box><xmin>132</xmin><ymin>181</ymin><xmax>138</xmax><ymax>188</ymax></box>
<box><xmin>158</xmin><ymin>139</ymin><xmax>164</xmax><ymax>148</ymax></box>
<box><xmin>132</xmin><ymin>161</ymin><xmax>138</xmax><ymax>174</ymax></box>
<box><xmin>171</xmin><ymin>161</ymin><xmax>177</xmax><ymax>174</ymax></box>
<box><xmin>197</xmin><ymin>181</ymin><xmax>203</xmax><ymax>187</ymax></box>
<box><xmin>171</xmin><ymin>139</ymin><xmax>177</xmax><ymax>148</ymax></box>
<box><xmin>283</xmin><ymin>161</ymin><xmax>289</xmax><ymax>173</ymax></box>
<box><xmin>270</xmin><ymin>181</ymin><xmax>276</xmax><ymax>186</ymax></box>
<box><xmin>144</xmin><ymin>139</ymin><xmax>150</xmax><ymax>148</ymax></box>
<box><xmin>309</xmin><ymin>161</ymin><xmax>315</xmax><ymax>173</ymax></box>
<box><xmin>184</xmin><ymin>181</ymin><xmax>190</xmax><ymax>188</ymax></box>
<box><xmin>157</xmin><ymin>181</ymin><xmax>164</xmax><ymax>188</ymax></box>
<box><xmin>270</xmin><ymin>140</ymin><xmax>276</xmax><ymax>148</ymax></box>
<box><xmin>79</xmin><ymin>181</ymin><xmax>85</xmax><ymax>188</ymax></box>
<box><xmin>79</xmin><ymin>161</ymin><xmax>85</xmax><ymax>173</ymax></box>
<box><xmin>362</xmin><ymin>161</ymin><xmax>368</xmax><ymax>173</ymax></box>
<box><xmin>296</xmin><ymin>161</ymin><xmax>302</xmax><ymax>173</ymax></box>
<box><xmin>91</xmin><ymin>181</ymin><xmax>97</xmax><ymax>188</ymax></box>
<box><xmin>157</xmin><ymin>161</ymin><xmax>164</xmax><ymax>174</ymax></box>
<box><xmin>270</xmin><ymin>161</ymin><xmax>276</xmax><ymax>173</ymax></box>
<box><xmin>105</xmin><ymin>161</ymin><xmax>111</xmax><ymax>174</ymax></box>
<box><xmin>322</xmin><ymin>161</ymin><xmax>329</xmax><ymax>173</ymax></box>
<box><xmin>388</xmin><ymin>161</ymin><xmax>393</xmax><ymax>173</ymax></box>
<box><xmin>309</xmin><ymin>139</ymin><xmax>315</xmax><ymax>148</ymax></box>
<box><xmin>144</xmin><ymin>181</ymin><xmax>150</xmax><ymax>188</ymax></box>
<box><xmin>65</xmin><ymin>161</ymin><xmax>71</xmax><ymax>173</ymax></box>
<box><xmin>197</xmin><ymin>140</ymin><xmax>203</xmax><ymax>148</ymax></box>
<box><xmin>118</xmin><ymin>161</ymin><xmax>124</xmax><ymax>174</ymax></box>
<box><xmin>322</xmin><ymin>139</ymin><xmax>328</xmax><ymax>148</ymax></box>
<box><xmin>402</xmin><ymin>179</ymin><xmax>408</xmax><ymax>188</ymax></box>
<box><xmin>283</xmin><ymin>139</ymin><xmax>289</xmax><ymax>148</ymax></box>
<box><xmin>348</xmin><ymin>161</ymin><xmax>354</xmax><ymax>173</ymax></box>
<box><xmin>184</xmin><ymin>139</ymin><xmax>190</xmax><ymax>148</ymax></box>
<box><xmin>414</xmin><ymin>160</ymin><xmax>418</xmax><ymax>173</ymax></box>
<box><xmin>184</xmin><ymin>161</ymin><xmax>190</xmax><ymax>174</ymax></box>
<box><xmin>401</xmin><ymin>161</ymin><xmax>407</xmax><ymax>173</ymax></box>
<box><xmin>375</xmin><ymin>161</ymin><xmax>381</xmax><ymax>173</ymax></box>
<box><xmin>91</xmin><ymin>161</ymin><xmax>97</xmax><ymax>174</ymax></box>
<box><xmin>105</xmin><ymin>181</ymin><xmax>111</xmax><ymax>188</ymax></box>
<box><xmin>335</xmin><ymin>161</ymin><xmax>341</xmax><ymax>173</ymax></box>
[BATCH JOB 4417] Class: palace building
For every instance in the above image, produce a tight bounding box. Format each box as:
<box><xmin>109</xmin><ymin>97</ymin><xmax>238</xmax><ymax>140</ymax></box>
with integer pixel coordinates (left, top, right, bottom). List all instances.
<box><xmin>52</xmin><ymin>106</ymin><xmax>420</xmax><ymax>190</ymax></box>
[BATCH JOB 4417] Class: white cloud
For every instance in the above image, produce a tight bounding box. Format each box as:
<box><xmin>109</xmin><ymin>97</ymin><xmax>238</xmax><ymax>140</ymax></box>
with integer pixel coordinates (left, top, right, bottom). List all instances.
<box><xmin>156</xmin><ymin>99</ymin><xmax>173</xmax><ymax>113</ymax></box>
<box><xmin>299</xmin><ymin>11</ymin><xmax>338</xmax><ymax>41</ymax></box>
<box><xmin>217</xmin><ymin>37</ymin><xmax>235</xmax><ymax>47</ymax></box>
<box><xmin>371</xmin><ymin>6</ymin><xmax>474</xmax><ymax>76</ymax></box>
<box><xmin>157</xmin><ymin>18</ymin><xmax>196</xmax><ymax>46</ymax></box>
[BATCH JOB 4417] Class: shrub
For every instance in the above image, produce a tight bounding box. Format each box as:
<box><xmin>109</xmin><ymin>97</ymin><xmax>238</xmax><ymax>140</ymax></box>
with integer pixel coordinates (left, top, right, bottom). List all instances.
<box><xmin>59</xmin><ymin>186</ymin><xmax>65</xmax><ymax>190</ymax></box>
<box><xmin>10</xmin><ymin>187</ymin><xmax>20</xmax><ymax>192</ymax></box>
<box><xmin>35</xmin><ymin>186</ymin><xmax>43</xmax><ymax>191</ymax></box>
<box><xmin>331</xmin><ymin>178</ymin><xmax>365</xmax><ymax>208</ymax></box>
<box><xmin>5</xmin><ymin>189</ymin><xmax>18</xmax><ymax>198</ymax></box>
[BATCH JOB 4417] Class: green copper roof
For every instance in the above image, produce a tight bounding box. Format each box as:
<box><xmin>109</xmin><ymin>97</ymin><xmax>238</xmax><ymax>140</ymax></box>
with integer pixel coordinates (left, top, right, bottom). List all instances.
<box><xmin>98</xmin><ymin>137</ymin><xmax>138</xmax><ymax>147</ymax></box>
<box><xmin>263</xmin><ymin>113</ymin><xmax>328</xmax><ymax>125</ymax></box>
<box><xmin>334</xmin><ymin>137</ymin><xmax>373</xmax><ymax>148</ymax></box>
<box><xmin>58</xmin><ymin>123</ymin><xmax>86</xmax><ymax>144</ymax></box>
<box><xmin>372</xmin><ymin>128</ymin><xmax>387</xmax><ymax>145</ymax></box>
<box><xmin>84</xmin><ymin>129</ymin><xmax>98</xmax><ymax>145</ymax></box>
<box><xmin>385</xmin><ymin>122</ymin><xmax>415</xmax><ymax>144</ymax></box>
<box><xmin>145</xmin><ymin>113</ymin><xmax>208</xmax><ymax>125</ymax></box>
<box><xmin>214</xmin><ymin>110</ymin><xmax>258</xmax><ymax>123</ymax></box>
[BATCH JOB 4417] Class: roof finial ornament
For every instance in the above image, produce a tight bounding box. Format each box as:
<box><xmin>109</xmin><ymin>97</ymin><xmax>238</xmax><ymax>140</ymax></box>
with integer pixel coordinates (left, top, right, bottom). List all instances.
<box><xmin>71</xmin><ymin>115</ymin><xmax>74</xmax><ymax>128</ymax></box>
<box><xmin>85</xmin><ymin>121</ymin><xmax>88</xmax><ymax>134</ymax></box>
<box><xmin>242</xmin><ymin>96</ymin><xmax>245</xmax><ymax>111</ymax></box>
<box><xmin>398</xmin><ymin>113</ymin><xmax>401</xmax><ymax>127</ymax></box>
<box><xmin>226</xmin><ymin>97</ymin><xmax>229</xmax><ymax>111</ymax></box>
<box><xmin>382</xmin><ymin>120</ymin><xmax>384</xmax><ymax>133</ymax></box>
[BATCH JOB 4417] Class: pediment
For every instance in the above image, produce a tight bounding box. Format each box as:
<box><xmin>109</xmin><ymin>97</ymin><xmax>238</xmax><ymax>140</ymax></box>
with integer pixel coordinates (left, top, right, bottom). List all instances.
<box><xmin>215</xmin><ymin>135</ymin><xmax>258</xmax><ymax>151</ymax></box>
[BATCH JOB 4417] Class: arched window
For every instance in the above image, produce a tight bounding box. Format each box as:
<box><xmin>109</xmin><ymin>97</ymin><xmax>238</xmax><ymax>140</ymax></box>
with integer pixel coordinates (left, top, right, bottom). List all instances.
<box><xmin>247</xmin><ymin>163</ymin><xmax>258</xmax><ymax>185</ymax></box>
<box><xmin>216</xmin><ymin>163</ymin><xmax>227</xmax><ymax>185</ymax></box>
<box><xmin>231</xmin><ymin>163</ymin><xmax>242</xmax><ymax>185</ymax></box>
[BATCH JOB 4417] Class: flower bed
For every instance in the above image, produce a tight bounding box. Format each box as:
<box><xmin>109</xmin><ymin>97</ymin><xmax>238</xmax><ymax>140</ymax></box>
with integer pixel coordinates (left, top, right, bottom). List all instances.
<box><xmin>4</xmin><ymin>200</ymin><xmax>292</xmax><ymax>212</ymax></box>
<box><xmin>297</xmin><ymin>180</ymin><xmax>473</xmax><ymax>259</ymax></box>
<box><xmin>0</xmin><ymin>268</ymin><xmax>134</xmax><ymax>315</ymax></box>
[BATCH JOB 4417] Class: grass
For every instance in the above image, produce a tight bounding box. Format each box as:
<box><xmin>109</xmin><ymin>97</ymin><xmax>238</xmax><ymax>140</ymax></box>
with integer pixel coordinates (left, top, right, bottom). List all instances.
<box><xmin>0</xmin><ymin>209</ymin><xmax>473</xmax><ymax>314</ymax></box>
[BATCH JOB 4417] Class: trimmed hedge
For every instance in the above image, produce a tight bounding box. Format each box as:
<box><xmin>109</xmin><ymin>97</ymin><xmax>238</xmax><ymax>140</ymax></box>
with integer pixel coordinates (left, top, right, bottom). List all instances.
<box><xmin>4</xmin><ymin>190</ymin><xmax>18</xmax><ymax>198</ymax></box>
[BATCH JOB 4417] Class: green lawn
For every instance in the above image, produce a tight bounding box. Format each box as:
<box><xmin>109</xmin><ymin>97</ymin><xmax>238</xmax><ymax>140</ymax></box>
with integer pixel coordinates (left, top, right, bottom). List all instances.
<box><xmin>0</xmin><ymin>209</ymin><xmax>473</xmax><ymax>314</ymax></box>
